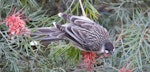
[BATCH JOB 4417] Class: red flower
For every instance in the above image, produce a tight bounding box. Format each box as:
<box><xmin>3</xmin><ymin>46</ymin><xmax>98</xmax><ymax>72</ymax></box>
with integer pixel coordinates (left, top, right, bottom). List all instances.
<box><xmin>5</xmin><ymin>8</ymin><xmax>30</xmax><ymax>36</ymax></box>
<box><xmin>82</xmin><ymin>51</ymin><xmax>96</xmax><ymax>71</ymax></box>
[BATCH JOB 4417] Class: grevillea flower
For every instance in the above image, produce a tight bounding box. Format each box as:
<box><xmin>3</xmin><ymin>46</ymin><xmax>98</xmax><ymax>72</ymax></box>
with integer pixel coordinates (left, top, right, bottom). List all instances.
<box><xmin>5</xmin><ymin>8</ymin><xmax>30</xmax><ymax>36</ymax></box>
<box><xmin>82</xmin><ymin>51</ymin><xmax>96</xmax><ymax>71</ymax></box>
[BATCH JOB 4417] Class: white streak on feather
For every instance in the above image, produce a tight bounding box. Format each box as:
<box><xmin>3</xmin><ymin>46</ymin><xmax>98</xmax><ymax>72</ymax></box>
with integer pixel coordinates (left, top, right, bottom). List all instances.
<box><xmin>30</xmin><ymin>41</ymin><xmax>39</xmax><ymax>46</ymax></box>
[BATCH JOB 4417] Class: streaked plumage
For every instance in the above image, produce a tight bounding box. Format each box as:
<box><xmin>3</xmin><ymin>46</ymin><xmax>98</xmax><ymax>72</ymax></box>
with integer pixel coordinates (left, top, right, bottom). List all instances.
<box><xmin>31</xmin><ymin>13</ymin><xmax>114</xmax><ymax>55</ymax></box>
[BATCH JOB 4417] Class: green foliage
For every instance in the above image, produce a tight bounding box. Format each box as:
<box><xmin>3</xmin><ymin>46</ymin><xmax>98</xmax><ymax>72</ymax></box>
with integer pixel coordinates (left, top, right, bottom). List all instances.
<box><xmin>0</xmin><ymin>0</ymin><xmax>150</xmax><ymax>72</ymax></box>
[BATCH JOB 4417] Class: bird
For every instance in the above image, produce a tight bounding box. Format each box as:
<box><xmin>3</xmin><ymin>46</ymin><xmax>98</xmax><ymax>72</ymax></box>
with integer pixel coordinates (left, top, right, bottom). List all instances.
<box><xmin>30</xmin><ymin>13</ymin><xmax>115</xmax><ymax>56</ymax></box>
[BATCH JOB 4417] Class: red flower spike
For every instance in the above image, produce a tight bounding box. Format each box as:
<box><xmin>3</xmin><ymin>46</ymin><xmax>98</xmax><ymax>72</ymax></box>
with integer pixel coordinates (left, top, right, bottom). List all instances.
<box><xmin>5</xmin><ymin>8</ymin><xmax>30</xmax><ymax>36</ymax></box>
<box><xmin>82</xmin><ymin>51</ymin><xmax>96</xmax><ymax>71</ymax></box>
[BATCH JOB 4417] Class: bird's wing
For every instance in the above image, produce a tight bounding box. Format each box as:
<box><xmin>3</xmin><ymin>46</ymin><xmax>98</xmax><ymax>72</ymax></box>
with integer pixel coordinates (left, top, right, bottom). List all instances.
<box><xmin>57</xmin><ymin>13</ymin><xmax>110</xmax><ymax>51</ymax></box>
<box><xmin>64</xmin><ymin>24</ymin><xmax>109</xmax><ymax>51</ymax></box>
<box><xmin>58</xmin><ymin>13</ymin><xmax>95</xmax><ymax>30</ymax></box>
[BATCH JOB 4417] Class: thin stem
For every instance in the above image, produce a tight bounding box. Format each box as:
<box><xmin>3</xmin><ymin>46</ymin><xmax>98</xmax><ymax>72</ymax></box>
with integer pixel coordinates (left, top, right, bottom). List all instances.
<box><xmin>79</xmin><ymin>0</ymin><xmax>86</xmax><ymax>17</ymax></box>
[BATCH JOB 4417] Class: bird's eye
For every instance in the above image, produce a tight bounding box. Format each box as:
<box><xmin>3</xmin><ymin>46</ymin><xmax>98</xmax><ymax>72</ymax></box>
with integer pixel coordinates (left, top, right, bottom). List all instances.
<box><xmin>105</xmin><ymin>50</ymin><xmax>109</xmax><ymax>53</ymax></box>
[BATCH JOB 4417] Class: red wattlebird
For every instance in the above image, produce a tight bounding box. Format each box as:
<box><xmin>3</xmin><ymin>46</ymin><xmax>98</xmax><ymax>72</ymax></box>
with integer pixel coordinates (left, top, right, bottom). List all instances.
<box><xmin>30</xmin><ymin>13</ymin><xmax>115</xmax><ymax>56</ymax></box>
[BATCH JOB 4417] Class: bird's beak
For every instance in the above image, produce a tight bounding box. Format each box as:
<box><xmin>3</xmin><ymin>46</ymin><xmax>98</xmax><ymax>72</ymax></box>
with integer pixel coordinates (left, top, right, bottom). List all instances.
<box><xmin>110</xmin><ymin>51</ymin><xmax>114</xmax><ymax>54</ymax></box>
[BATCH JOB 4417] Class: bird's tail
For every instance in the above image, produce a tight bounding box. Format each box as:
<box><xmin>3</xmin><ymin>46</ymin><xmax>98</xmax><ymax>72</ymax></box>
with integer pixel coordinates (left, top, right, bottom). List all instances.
<box><xmin>30</xmin><ymin>26</ymin><xmax>66</xmax><ymax>46</ymax></box>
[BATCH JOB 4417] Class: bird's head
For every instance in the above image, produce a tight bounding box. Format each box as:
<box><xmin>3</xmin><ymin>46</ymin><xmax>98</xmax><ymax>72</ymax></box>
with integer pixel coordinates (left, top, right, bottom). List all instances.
<box><xmin>104</xmin><ymin>42</ymin><xmax>114</xmax><ymax>54</ymax></box>
<box><xmin>100</xmin><ymin>41</ymin><xmax>115</xmax><ymax>57</ymax></box>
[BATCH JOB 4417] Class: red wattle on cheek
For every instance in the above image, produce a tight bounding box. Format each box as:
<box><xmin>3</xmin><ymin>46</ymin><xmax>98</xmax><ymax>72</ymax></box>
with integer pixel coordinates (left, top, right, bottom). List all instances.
<box><xmin>104</xmin><ymin>53</ymin><xmax>111</xmax><ymax>57</ymax></box>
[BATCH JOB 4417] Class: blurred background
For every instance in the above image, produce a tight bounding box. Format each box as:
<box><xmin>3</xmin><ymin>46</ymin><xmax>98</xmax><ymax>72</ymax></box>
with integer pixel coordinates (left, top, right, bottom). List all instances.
<box><xmin>0</xmin><ymin>0</ymin><xmax>150</xmax><ymax>72</ymax></box>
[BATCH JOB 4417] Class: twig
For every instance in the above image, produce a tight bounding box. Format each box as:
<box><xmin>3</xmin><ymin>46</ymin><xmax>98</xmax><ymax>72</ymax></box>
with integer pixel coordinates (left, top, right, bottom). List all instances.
<box><xmin>0</xmin><ymin>31</ymin><xmax>28</xmax><ymax>61</ymax></box>
<box><xmin>79</xmin><ymin>0</ymin><xmax>86</xmax><ymax>17</ymax></box>
<box><xmin>0</xmin><ymin>20</ymin><xmax>5</xmax><ymax>25</ymax></box>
